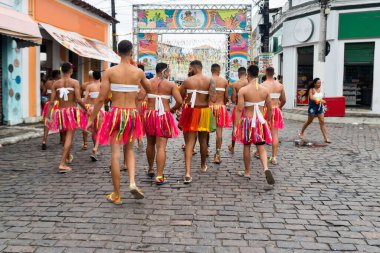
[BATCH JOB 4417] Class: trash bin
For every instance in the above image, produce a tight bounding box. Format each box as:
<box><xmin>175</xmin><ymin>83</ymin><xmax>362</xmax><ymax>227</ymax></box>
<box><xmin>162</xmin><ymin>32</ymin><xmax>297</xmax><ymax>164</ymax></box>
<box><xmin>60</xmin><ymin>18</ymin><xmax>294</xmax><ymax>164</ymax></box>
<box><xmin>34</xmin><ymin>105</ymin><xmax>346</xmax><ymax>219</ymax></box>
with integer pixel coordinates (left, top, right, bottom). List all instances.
<box><xmin>324</xmin><ymin>96</ymin><xmax>345</xmax><ymax>117</ymax></box>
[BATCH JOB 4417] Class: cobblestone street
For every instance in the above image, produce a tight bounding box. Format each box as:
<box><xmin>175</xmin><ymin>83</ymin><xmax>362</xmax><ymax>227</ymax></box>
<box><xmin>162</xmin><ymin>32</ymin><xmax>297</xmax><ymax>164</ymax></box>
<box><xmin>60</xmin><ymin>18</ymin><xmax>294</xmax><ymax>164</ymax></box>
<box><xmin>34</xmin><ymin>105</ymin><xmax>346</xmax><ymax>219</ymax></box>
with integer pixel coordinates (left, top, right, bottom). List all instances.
<box><xmin>1</xmin><ymin>120</ymin><xmax>380</xmax><ymax>253</ymax></box>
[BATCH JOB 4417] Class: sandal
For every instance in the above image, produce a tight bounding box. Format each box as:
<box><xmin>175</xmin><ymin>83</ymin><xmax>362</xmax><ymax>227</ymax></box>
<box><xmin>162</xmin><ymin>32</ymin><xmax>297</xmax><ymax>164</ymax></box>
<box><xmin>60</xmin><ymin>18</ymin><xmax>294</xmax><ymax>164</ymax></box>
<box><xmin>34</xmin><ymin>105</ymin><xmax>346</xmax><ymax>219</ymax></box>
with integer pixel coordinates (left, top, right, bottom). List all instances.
<box><xmin>299</xmin><ymin>133</ymin><xmax>305</xmax><ymax>141</ymax></box>
<box><xmin>252</xmin><ymin>150</ymin><xmax>260</xmax><ymax>159</ymax></box>
<box><xmin>147</xmin><ymin>169</ymin><xmax>155</xmax><ymax>178</ymax></box>
<box><xmin>265</xmin><ymin>169</ymin><xmax>275</xmax><ymax>185</ymax></box>
<box><xmin>200</xmin><ymin>165</ymin><xmax>208</xmax><ymax>173</ymax></box>
<box><xmin>237</xmin><ymin>171</ymin><xmax>251</xmax><ymax>179</ymax></box>
<box><xmin>183</xmin><ymin>176</ymin><xmax>193</xmax><ymax>184</ymax></box>
<box><xmin>129</xmin><ymin>186</ymin><xmax>145</xmax><ymax>199</ymax></box>
<box><xmin>268</xmin><ymin>157</ymin><xmax>278</xmax><ymax>165</ymax></box>
<box><xmin>155</xmin><ymin>175</ymin><xmax>169</xmax><ymax>186</ymax></box>
<box><xmin>58</xmin><ymin>166</ymin><xmax>72</xmax><ymax>174</ymax></box>
<box><xmin>325</xmin><ymin>139</ymin><xmax>332</xmax><ymax>144</ymax></box>
<box><xmin>90</xmin><ymin>154</ymin><xmax>98</xmax><ymax>162</ymax></box>
<box><xmin>82</xmin><ymin>143</ymin><xmax>88</xmax><ymax>150</ymax></box>
<box><xmin>106</xmin><ymin>192</ymin><xmax>122</xmax><ymax>205</ymax></box>
<box><xmin>214</xmin><ymin>153</ymin><xmax>221</xmax><ymax>164</ymax></box>
<box><xmin>228</xmin><ymin>145</ymin><xmax>234</xmax><ymax>154</ymax></box>
<box><xmin>66</xmin><ymin>154</ymin><xmax>74</xmax><ymax>164</ymax></box>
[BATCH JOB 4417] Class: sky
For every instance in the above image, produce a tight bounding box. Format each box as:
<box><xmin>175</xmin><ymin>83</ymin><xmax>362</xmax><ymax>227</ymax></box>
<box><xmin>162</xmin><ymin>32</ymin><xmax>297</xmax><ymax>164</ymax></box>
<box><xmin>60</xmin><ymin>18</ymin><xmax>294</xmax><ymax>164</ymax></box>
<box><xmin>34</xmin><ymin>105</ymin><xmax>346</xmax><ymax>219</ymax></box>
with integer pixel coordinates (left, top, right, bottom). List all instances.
<box><xmin>85</xmin><ymin>0</ymin><xmax>288</xmax><ymax>45</ymax></box>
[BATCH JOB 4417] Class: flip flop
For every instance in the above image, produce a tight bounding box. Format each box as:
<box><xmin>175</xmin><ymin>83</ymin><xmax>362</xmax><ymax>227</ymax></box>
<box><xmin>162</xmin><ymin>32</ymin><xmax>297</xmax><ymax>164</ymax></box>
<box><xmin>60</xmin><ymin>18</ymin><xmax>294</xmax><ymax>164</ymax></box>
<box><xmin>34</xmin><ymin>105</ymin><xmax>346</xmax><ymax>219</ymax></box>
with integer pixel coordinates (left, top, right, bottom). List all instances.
<box><xmin>106</xmin><ymin>192</ymin><xmax>122</xmax><ymax>205</ymax></box>
<box><xmin>130</xmin><ymin>187</ymin><xmax>145</xmax><ymax>199</ymax></box>
<box><xmin>213</xmin><ymin>153</ymin><xmax>221</xmax><ymax>164</ymax></box>
<box><xmin>200</xmin><ymin>165</ymin><xmax>208</xmax><ymax>173</ymax></box>
<box><xmin>268</xmin><ymin>157</ymin><xmax>278</xmax><ymax>165</ymax></box>
<box><xmin>58</xmin><ymin>167</ymin><xmax>72</xmax><ymax>174</ymax></box>
<box><xmin>82</xmin><ymin>144</ymin><xmax>88</xmax><ymax>150</ymax></box>
<box><xmin>265</xmin><ymin>169</ymin><xmax>275</xmax><ymax>185</ymax></box>
<box><xmin>228</xmin><ymin>145</ymin><xmax>234</xmax><ymax>154</ymax></box>
<box><xmin>237</xmin><ymin>171</ymin><xmax>251</xmax><ymax>179</ymax></box>
<box><xmin>325</xmin><ymin>140</ymin><xmax>332</xmax><ymax>144</ymax></box>
<box><xmin>147</xmin><ymin>169</ymin><xmax>155</xmax><ymax>178</ymax></box>
<box><xmin>183</xmin><ymin>176</ymin><xmax>193</xmax><ymax>184</ymax></box>
<box><xmin>90</xmin><ymin>154</ymin><xmax>98</xmax><ymax>162</ymax></box>
<box><xmin>66</xmin><ymin>154</ymin><xmax>74</xmax><ymax>164</ymax></box>
<box><xmin>252</xmin><ymin>150</ymin><xmax>260</xmax><ymax>159</ymax></box>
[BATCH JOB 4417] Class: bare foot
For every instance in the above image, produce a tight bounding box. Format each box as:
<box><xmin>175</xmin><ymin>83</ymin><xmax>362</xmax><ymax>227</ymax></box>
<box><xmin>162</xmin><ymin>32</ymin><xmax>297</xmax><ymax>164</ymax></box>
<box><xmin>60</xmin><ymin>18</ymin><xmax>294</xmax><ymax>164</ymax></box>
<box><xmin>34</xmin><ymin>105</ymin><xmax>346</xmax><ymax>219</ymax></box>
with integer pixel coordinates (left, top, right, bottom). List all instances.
<box><xmin>299</xmin><ymin>133</ymin><xmax>305</xmax><ymax>140</ymax></box>
<box><xmin>325</xmin><ymin>139</ymin><xmax>332</xmax><ymax>144</ymax></box>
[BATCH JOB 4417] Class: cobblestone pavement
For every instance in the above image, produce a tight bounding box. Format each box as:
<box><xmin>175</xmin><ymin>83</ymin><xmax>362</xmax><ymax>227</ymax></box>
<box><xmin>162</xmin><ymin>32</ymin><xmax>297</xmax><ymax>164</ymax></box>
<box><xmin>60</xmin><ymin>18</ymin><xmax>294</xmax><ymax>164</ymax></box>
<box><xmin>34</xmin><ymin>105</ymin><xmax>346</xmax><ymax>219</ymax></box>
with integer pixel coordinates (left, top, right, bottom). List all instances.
<box><xmin>1</xmin><ymin>120</ymin><xmax>380</xmax><ymax>253</ymax></box>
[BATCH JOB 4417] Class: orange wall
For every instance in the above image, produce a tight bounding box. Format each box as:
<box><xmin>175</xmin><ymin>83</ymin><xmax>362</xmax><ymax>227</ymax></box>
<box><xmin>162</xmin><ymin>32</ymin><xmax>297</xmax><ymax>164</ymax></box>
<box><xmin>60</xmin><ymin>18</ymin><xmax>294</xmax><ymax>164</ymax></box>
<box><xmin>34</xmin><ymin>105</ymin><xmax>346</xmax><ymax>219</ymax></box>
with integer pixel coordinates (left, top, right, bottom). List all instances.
<box><xmin>34</xmin><ymin>0</ymin><xmax>108</xmax><ymax>43</ymax></box>
<box><xmin>28</xmin><ymin>47</ymin><xmax>37</xmax><ymax>117</ymax></box>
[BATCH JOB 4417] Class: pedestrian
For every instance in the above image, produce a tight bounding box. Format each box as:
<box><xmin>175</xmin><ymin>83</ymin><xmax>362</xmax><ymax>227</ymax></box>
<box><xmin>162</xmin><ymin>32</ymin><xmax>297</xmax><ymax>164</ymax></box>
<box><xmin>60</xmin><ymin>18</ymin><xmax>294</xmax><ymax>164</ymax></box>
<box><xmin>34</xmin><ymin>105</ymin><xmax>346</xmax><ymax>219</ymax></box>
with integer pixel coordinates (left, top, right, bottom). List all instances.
<box><xmin>234</xmin><ymin>64</ymin><xmax>275</xmax><ymax>185</ymax></box>
<box><xmin>299</xmin><ymin>78</ymin><xmax>331</xmax><ymax>143</ymax></box>
<box><xmin>209</xmin><ymin>63</ymin><xmax>229</xmax><ymax>164</ymax></box>
<box><xmin>81</xmin><ymin>70</ymin><xmax>94</xmax><ymax>151</ymax></box>
<box><xmin>228</xmin><ymin>67</ymin><xmax>248</xmax><ymax>154</ymax></box>
<box><xmin>141</xmin><ymin>62</ymin><xmax>183</xmax><ymax>185</ymax></box>
<box><xmin>46</xmin><ymin>62</ymin><xmax>88</xmax><ymax>173</ymax></box>
<box><xmin>86</xmin><ymin>40</ymin><xmax>151</xmax><ymax>205</ymax></box>
<box><xmin>178</xmin><ymin>60</ymin><xmax>217</xmax><ymax>184</ymax></box>
<box><xmin>41</xmin><ymin>70</ymin><xmax>61</xmax><ymax>150</ymax></box>
<box><xmin>262</xmin><ymin>67</ymin><xmax>286</xmax><ymax>165</ymax></box>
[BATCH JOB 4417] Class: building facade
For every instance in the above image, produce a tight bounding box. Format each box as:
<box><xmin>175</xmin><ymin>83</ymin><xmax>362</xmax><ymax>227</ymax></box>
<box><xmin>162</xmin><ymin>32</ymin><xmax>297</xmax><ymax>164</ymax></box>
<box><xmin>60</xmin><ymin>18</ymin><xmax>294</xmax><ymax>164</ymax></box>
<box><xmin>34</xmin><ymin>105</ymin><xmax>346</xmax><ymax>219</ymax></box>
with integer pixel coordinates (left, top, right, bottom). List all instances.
<box><xmin>267</xmin><ymin>0</ymin><xmax>380</xmax><ymax>113</ymax></box>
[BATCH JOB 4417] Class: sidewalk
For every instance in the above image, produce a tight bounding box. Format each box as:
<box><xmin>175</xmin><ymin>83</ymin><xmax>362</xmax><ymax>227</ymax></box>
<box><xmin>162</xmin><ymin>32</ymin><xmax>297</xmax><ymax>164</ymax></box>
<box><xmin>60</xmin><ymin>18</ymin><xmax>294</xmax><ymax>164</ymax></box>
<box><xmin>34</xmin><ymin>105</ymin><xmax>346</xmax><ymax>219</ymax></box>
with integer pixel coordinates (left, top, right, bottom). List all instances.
<box><xmin>283</xmin><ymin>107</ymin><xmax>380</xmax><ymax>125</ymax></box>
<box><xmin>0</xmin><ymin>123</ymin><xmax>44</xmax><ymax>146</ymax></box>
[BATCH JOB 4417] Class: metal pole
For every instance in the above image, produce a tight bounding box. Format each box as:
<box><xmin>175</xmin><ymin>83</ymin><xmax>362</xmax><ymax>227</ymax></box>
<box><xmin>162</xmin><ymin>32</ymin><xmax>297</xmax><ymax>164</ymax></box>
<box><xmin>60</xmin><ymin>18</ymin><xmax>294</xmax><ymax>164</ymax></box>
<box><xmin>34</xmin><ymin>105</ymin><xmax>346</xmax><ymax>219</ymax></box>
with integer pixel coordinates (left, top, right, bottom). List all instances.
<box><xmin>262</xmin><ymin>0</ymin><xmax>270</xmax><ymax>53</ymax></box>
<box><xmin>111</xmin><ymin>0</ymin><xmax>117</xmax><ymax>52</ymax></box>
<box><xmin>318</xmin><ymin>0</ymin><xmax>328</xmax><ymax>62</ymax></box>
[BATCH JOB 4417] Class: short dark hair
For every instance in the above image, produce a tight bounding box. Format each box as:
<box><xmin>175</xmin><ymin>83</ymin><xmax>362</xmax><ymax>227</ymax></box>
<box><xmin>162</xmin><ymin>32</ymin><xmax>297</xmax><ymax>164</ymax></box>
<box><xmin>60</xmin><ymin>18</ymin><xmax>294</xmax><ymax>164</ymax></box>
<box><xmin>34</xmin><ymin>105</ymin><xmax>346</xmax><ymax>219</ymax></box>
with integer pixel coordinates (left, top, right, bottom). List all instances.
<box><xmin>61</xmin><ymin>62</ymin><xmax>73</xmax><ymax>74</ymax></box>
<box><xmin>190</xmin><ymin>60</ymin><xmax>202</xmax><ymax>69</ymax></box>
<box><xmin>51</xmin><ymin>70</ymin><xmax>60</xmax><ymax>79</ymax></box>
<box><xmin>238</xmin><ymin>67</ymin><xmax>247</xmax><ymax>76</ymax></box>
<box><xmin>118</xmin><ymin>40</ymin><xmax>133</xmax><ymax>56</ymax></box>
<box><xmin>211</xmin><ymin>63</ymin><xmax>220</xmax><ymax>73</ymax></box>
<box><xmin>266</xmin><ymin>67</ymin><xmax>275</xmax><ymax>77</ymax></box>
<box><xmin>137</xmin><ymin>64</ymin><xmax>145</xmax><ymax>71</ymax></box>
<box><xmin>156</xmin><ymin>62</ymin><xmax>168</xmax><ymax>73</ymax></box>
<box><xmin>93</xmin><ymin>70</ymin><xmax>101</xmax><ymax>80</ymax></box>
<box><xmin>247</xmin><ymin>65</ymin><xmax>259</xmax><ymax>78</ymax></box>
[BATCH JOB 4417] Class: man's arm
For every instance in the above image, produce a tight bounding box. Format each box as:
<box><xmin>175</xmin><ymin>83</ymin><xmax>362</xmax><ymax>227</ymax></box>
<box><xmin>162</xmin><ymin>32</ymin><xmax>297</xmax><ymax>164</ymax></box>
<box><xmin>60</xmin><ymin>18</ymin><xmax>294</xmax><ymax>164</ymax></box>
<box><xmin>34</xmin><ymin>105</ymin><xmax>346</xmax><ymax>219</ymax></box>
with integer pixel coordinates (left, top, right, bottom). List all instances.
<box><xmin>234</xmin><ymin>88</ymin><xmax>244</xmax><ymax>128</ymax></box>
<box><xmin>265</xmin><ymin>89</ymin><xmax>273</xmax><ymax>123</ymax></box>
<box><xmin>83</xmin><ymin>85</ymin><xmax>91</xmax><ymax>103</ymax></box>
<box><xmin>224</xmin><ymin>79</ymin><xmax>229</xmax><ymax>105</ymax></box>
<box><xmin>209</xmin><ymin>78</ymin><xmax>217</xmax><ymax>103</ymax></box>
<box><xmin>137</xmin><ymin>86</ymin><xmax>147</xmax><ymax>102</ymax></box>
<box><xmin>231</xmin><ymin>82</ymin><xmax>237</xmax><ymax>104</ymax></box>
<box><xmin>279</xmin><ymin>86</ymin><xmax>286</xmax><ymax>109</ymax></box>
<box><xmin>139</xmin><ymin>70</ymin><xmax>151</xmax><ymax>94</ymax></box>
<box><xmin>75</xmin><ymin>81</ymin><xmax>87</xmax><ymax>110</ymax></box>
<box><xmin>170</xmin><ymin>83</ymin><xmax>183</xmax><ymax>112</ymax></box>
<box><xmin>88</xmin><ymin>70</ymin><xmax>110</xmax><ymax>125</ymax></box>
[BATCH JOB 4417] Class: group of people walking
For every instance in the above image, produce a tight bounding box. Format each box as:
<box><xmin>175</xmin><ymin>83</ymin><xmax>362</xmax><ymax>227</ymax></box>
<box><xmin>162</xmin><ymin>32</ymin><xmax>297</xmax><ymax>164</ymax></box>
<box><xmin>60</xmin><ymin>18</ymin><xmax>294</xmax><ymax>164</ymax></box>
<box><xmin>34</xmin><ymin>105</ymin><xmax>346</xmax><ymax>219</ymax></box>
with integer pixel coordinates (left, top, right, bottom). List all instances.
<box><xmin>41</xmin><ymin>40</ymin><xmax>330</xmax><ymax>205</ymax></box>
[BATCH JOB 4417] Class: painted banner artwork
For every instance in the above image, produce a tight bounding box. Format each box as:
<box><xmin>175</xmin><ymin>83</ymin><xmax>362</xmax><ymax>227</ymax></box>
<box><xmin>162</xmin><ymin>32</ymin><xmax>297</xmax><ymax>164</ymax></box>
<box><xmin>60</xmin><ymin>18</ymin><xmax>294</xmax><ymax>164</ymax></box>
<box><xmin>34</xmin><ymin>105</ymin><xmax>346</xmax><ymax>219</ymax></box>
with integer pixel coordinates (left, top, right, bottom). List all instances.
<box><xmin>138</xmin><ymin>9</ymin><xmax>247</xmax><ymax>30</ymax></box>
<box><xmin>229</xmin><ymin>33</ymin><xmax>248</xmax><ymax>82</ymax></box>
<box><xmin>258</xmin><ymin>53</ymin><xmax>273</xmax><ymax>75</ymax></box>
<box><xmin>138</xmin><ymin>33</ymin><xmax>158</xmax><ymax>76</ymax></box>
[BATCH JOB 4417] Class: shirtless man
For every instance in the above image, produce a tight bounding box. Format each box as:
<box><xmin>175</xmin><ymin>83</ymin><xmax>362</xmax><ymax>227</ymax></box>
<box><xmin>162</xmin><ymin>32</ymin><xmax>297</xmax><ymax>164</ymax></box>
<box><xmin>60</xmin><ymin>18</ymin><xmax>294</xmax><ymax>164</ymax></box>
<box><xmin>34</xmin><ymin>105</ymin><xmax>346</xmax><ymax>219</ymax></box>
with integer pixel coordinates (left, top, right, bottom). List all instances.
<box><xmin>177</xmin><ymin>60</ymin><xmax>217</xmax><ymax>184</ymax></box>
<box><xmin>47</xmin><ymin>63</ymin><xmax>88</xmax><ymax>173</ymax></box>
<box><xmin>262</xmin><ymin>67</ymin><xmax>286</xmax><ymax>165</ymax></box>
<box><xmin>41</xmin><ymin>70</ymin><xmax>61</xmax><ymax>150</ymax></box>
<box><xmin>81</xmin><ymin>71</ymin><xmax>94</xmax><ymax>150</ymax></box>
<box><xmin>209</xmin><ymin>64</ymin><xmax>229</xmax><ymax>164</ymax></box>
<box><xmin>228</xmin><ymin>67</ymin><xmax>248</xmax><ymax>153</ymax></box>
<box><xmin>234</xmin><ymin>65</ymin><xmax>275</xmax><ymax>185</ymax></box>
<box><xmin>87</xmin><ymin>40</ymin><xmax>151</xmax><ymax>204</ymax></box>
<box><xmin>141</xmin><ymin>63</ymin><xmax>182</xmax><ymax>184</ymax></box>
<box><xmin>83</xmin><ymin>71</ymin><xmax>103</xmax><ymax>161</ymax></box>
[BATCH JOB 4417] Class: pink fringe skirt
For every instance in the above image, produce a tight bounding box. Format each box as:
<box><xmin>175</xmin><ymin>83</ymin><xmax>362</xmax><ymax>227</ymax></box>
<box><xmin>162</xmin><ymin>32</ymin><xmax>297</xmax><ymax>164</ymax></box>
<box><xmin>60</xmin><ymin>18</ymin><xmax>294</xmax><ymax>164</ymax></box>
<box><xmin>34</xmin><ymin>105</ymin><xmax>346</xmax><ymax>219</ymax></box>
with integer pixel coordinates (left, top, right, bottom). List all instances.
<box><xmin>48</xmin><ymin>106</ymin><xmax>87</xmax><ymax>132</ymax></box>
<box><xmin>98</xmin><ymin>106</ymin><xmax>143</xmax><ymax>145</ymax></box>
<box><xmin>210</xmin><ymin>104</ymin><xmax>230</xmax><ymax>128</ymax></box>
<box><xmin>268</xmin><ymin>107</ymin><xmax>284</xmax><ymax>129</ymax></box>
<box><xmin>235</xmin><ymin>116</ymin><xmax>272</xmax><ymax>145</ymax></box>
<box><xmin>42</xmin><ymin>101</ymin><xmax>59</xmax><ymax>119</ymax></box>
<box><xmin>88</xmin><ymin>106</ymin><xmax>106</xmax><ymax>141</ymax></box>
<box><xmin>143</xmin><ymin>110</ymin><xmax>180</xmax><ymax>138</ymax></box>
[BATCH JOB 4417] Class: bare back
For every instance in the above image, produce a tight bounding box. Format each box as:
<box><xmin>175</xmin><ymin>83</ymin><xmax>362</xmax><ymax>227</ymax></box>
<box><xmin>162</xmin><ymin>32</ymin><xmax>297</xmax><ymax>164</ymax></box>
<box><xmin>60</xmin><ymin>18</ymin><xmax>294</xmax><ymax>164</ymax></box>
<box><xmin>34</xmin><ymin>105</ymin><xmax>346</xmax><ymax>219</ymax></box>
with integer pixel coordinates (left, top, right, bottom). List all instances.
<box><xmin>210</xmin><ymin>75</ymin><xmax>228</xmax><ymax>105</ymax></box>
<box><xmin>232</xmin><ymin>77</ymin><xmax>248</xmax><ymax>103</ymax></box>
<box><xmin>45</xmin><ymin>80</ymin><xmax>55</xmax><ymax>100</ymax></box>
<box><xmin>105</xmin><ymin>63</ymin><xmax>147</xmax><ymax>108</ymax></box>
<box><xmin>182</xmin><ymin>74</ymin><xmax>211</xmax><ymax>107</ymax></box>
<box><xmin>262</xmin><ymin>79</ymin><xmax>285</xmax><ymax>108</ymax></box>
<box><xmin>239</xmin><ymin>80</ymin><xmax>270</xmax><ymax>118</ymax></box>
<box><xmin>53</xmin><ymin>78</ymin><xmax>82</xmax><ymax>109</ymax></box>
<box><xmin>147</xmin><ymin>78</ymin><xmax>178</xmax><ymax>111</ymax></box>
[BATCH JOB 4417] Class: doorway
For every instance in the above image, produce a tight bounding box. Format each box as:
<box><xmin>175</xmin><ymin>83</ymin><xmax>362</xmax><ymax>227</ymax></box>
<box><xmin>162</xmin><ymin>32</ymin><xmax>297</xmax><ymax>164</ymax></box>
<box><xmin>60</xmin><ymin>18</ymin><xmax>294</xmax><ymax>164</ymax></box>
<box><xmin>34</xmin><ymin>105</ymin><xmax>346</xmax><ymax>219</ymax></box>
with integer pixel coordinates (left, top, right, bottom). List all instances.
<box><xmin>296</xmin><ymin>46</ymin><xmax>314</xmax><ymax>105</ymax></box>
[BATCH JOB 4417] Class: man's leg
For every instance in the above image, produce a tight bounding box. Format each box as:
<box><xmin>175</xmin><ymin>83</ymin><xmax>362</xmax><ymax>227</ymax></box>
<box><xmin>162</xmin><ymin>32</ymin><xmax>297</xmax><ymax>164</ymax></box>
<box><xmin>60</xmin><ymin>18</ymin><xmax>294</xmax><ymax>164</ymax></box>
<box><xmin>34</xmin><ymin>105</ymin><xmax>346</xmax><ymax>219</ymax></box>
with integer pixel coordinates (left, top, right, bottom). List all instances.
<box><xmin>124</xmin><ymin>140</ymin><xmax>144</xmax><ymax>198</ymax></box>
<box><xmin>156</xmin><ymin>137</ymin><xmax>168</xmax><ymax>178</ymax></box>
<box><xmin>59</xmin><ymin>130</ymin><xmax>74</xmax><ymax>171</ymax></box>
<box><xmin>257</xmin><ymin>144</ymin><xmax>275</xmax><ymax>185</ymax></box>
<box><xmin>228</xmin><ymin>123</ymin><xmax>235</xmax><ymax>153</ymax></box>
<box><xmin>198</xmin><ymin>131</ymin><xmax>209</xmax><ymax>171</ymax></box>
<box><xmin>243</xmin><ymin>144</ymin><xmax>251</xmax><ymax>177</ymax></box>
<box><xmin>110</xmin><ymin>143</ymin><xmax>121</xmax><ymax>196</ymax></box>
<box><xmin>214</xmin><ymin>126</ymin><xmax>222</xmax><ymax>163</ymax></box>
<box><xmin>82</xmin><ymin>131</ymin><xmax>88</xmax><ymax>150</ymax></box>
<box><xmin>146</xmin><ymin>136</ymin><xmax>156</xmax><ymax>176</ymax></box>
<box><xmin>185</xmin><ymin>132</ymin><xmax>197</xmax><ymax>179</ymax></box>
<box><xmin>42</xmin><ymin>125</ymin><xmax>49</xmax><ymax>149</ymax></box>
<box><xmin>271</xmin><ymin>127</ymin><xmax>279</xmax><ymax>164</ymax></box>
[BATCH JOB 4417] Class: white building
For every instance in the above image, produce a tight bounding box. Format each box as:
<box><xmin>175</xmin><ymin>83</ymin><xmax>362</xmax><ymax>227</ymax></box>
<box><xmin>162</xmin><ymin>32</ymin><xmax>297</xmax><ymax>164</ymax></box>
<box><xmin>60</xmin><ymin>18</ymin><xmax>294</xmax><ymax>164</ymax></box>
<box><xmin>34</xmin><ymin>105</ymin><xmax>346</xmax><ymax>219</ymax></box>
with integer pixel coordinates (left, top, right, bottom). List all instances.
<box><xmin>267</xmin><ymin>0</ymin><xmax>380</xmax><ymax>113</ymax></box>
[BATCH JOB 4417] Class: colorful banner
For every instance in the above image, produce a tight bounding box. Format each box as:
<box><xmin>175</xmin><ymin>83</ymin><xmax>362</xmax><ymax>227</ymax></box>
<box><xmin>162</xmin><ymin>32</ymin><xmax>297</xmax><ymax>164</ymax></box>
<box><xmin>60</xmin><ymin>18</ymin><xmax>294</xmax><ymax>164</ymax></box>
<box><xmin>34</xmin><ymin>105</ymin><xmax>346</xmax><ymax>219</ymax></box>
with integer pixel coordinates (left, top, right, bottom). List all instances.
<box><xmin>138</xmin><ymin>9</ymin><xmax>247</xmax><ymax>30</ymax></box>
<box><xmin>229</xmin><ymin>33</ymin><xmax>248</xmax><ymax>82</ymax></box>
<box><xmin>258</xmin><ymin>53</ymin><xmax>273</xmax><ymax>75</ymax></box>
<box><xmin>138</xmin><ymin>33</ymin><xmax>158</xmax><ymax>76</ymax></box>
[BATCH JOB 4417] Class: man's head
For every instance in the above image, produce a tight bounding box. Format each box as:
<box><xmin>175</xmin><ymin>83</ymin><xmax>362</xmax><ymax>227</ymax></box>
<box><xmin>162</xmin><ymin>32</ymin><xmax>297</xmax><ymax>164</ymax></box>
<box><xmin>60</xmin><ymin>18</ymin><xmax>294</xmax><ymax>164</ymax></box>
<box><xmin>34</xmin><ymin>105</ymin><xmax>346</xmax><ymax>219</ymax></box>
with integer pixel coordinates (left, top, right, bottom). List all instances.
<box><xmin>265</xmin><ymin>67</ymin><xmax>275</xmax><ymax>78</ymax></box>
<box><xmin>93</xmin><ymin>70</ymin><xmax>101</xmax><ymax>81</ymax></box>
<box><xmin>189</xmin><ymin>60</ymin><xmax>203</xmax><ymax>76</ymax></box>
<box><xmin>156</xmin><ymin>62</ymin><xmax>170</xmax><ymax>79</ymax></box>
<box><xmin>51</xmin><ymin>70</ymin><xmax>60</xmax><ymax>80</ymax></box>
<box><xmin>211</xmin><ymin>63</ymin><xmax>221</xmax><ymax>75</ymax></box>
<box><xmin>61</xmin><ymin>62</ymin><xmax>73</xmax><ymax>75</ymax></box>
<box><xmin>247</xmin><ymin>64</ymin><xmax>259</xmax><ymax>80</ymax></box>
<box><xmin>118</xmin><ymin>40</ymin><xmax>133</xmax><ymax>57</ymax></box>
<box><xmin>137</xmin><ymin>64</ymin><xmax>145</xmax><ymax>71</ymax></box>
<box><xmin>238</xmin><ymin>67</ymin><xmax>247</xmax><ymax>78</ymax></box>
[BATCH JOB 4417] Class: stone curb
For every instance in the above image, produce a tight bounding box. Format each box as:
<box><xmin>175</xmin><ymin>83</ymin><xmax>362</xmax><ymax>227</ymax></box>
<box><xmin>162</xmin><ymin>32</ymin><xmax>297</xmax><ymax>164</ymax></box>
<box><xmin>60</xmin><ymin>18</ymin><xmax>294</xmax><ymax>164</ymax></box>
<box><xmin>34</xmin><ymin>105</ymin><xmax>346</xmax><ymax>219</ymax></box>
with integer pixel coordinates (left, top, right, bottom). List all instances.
<box><xmin>0</xmin><ymin>127</ymin><xmax>43</xmax><ymax>146</ymax></box>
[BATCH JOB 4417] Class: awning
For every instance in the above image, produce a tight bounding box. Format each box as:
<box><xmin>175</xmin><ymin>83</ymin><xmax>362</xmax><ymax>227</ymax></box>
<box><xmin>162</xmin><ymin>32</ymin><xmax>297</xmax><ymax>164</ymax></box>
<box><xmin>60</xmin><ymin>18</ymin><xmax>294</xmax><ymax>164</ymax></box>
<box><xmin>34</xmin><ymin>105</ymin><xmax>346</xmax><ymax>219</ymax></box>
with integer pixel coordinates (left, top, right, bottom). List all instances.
<box><xmin>40</xmin><ymin>23</ymin><xmax>120</xmax><ymax>64</ymax></box>
<box><xmin>0</xmin><ymin>6</ymin><xmax>42</xmax><ymax>47</ymax></box>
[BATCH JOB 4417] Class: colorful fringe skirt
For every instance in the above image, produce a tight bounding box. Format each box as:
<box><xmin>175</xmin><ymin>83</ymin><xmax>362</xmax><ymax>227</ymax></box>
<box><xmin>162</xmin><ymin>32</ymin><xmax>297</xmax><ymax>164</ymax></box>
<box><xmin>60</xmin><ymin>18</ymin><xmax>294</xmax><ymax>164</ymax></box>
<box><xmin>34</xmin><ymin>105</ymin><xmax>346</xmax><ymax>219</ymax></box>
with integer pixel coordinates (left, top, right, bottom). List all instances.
<box><xmin>268</xmin><ymin>107</ymin><xmax>284</xmax><ymax>129</ymax></box>
<box><xmin>178</xmin><ymin>105</ymin><xmax>216</xmax><ymax>132</ymax></box>
<box><xmin>42</xmin><ymin>100</ymin><xmax>59</xmax><ymax>119</ymax></box>
<box><xmin>235</xmin><ymin>116</ymin><xmax>272</xmax><ymax>145</ymax></box>
<box><xmin>98</xmin><ymin>106</ymin><xmax>143</xmax><ymax>145</ymax></box>
<box><xmin>143</xmin><ymin>110</ymin><xmax>180</xmax><ymax>138</ymax></box>
<box><xmin>87</xmin><ymin>106</ymin><xmax>106</xmax><ymax>140</ymax></box>
<box><xmin>140</xmin><ymin>100</ymin><xmax>148</xmax><ymax>115</ymax></box>
<box><xmin>48</xmin><ymin>106</ymin><xmax>87</xmax><ymax>132</ymax></box>
<box><xmin>210</xmin><ymin>104</ymin><xmax>230</xmax><ymax>128</ymax></box>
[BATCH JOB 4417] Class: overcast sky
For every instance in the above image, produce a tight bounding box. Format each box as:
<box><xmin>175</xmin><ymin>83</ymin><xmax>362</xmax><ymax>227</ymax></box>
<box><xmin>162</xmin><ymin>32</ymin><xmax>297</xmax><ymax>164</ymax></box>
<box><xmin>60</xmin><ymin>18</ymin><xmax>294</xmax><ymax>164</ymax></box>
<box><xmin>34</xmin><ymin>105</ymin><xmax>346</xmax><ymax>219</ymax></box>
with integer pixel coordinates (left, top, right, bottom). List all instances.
<box><xmin>85</xmin><ymin>0</ymin><xmax>288</xmax><ymax>43</ymax></box>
